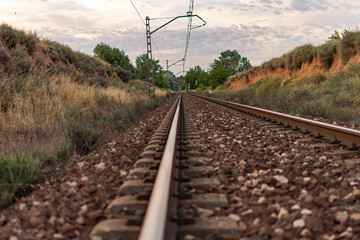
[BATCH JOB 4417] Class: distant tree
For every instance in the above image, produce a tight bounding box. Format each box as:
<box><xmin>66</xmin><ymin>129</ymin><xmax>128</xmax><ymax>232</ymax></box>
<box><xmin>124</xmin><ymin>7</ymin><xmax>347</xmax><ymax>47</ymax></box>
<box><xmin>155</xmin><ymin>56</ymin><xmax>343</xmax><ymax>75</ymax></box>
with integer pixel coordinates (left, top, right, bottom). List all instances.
<box><xmin>135</xmin><ymin>53</ymin><xmax>164</xmax><ymax>88</ymax></box>
<box><xmin>164</xmin><ymin>70</ymin><xmax>176</xmax><ymax>90</ymax></box>
<box><xmin>208</xmin><ymin>66</ymin><xmax>231</xmax><ymax>89</ymax></box>
<box><xmin>185</xmin><ymin>65</ymin><xmax>208</xmax><ymax>90</ymax></box>
<box><xmin>210</xmin><ymin>49</ymin><xmax>252</xmax><ymax>75</ymax></box>
<box><xmin>93</xmin><ymin>43</ymin><xmax>135</xmax><ymax>81</ymax></box>
<box><xmin>204</xmin><ymin>50</ymin><xmax>252</xmax><ymax>89</ymax></box>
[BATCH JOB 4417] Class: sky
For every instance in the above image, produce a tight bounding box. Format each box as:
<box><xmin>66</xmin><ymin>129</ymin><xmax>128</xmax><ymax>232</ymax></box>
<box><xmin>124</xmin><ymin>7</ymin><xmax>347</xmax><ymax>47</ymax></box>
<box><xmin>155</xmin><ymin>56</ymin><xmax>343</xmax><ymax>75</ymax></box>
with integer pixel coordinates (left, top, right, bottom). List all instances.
<box><xmin>1</xmin><ymin>0</ymin><xmax>360</xmax><ymax>75</ymax></box>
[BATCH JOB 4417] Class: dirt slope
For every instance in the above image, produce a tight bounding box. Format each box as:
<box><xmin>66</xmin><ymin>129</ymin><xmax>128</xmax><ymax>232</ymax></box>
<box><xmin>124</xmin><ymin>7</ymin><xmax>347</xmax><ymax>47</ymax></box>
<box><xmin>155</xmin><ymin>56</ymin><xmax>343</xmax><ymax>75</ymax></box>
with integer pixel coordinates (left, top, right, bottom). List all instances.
<box><xmin>228</xmin><ymin>52</ymin><xmax>360</xmax><ymax>89</ymax></box>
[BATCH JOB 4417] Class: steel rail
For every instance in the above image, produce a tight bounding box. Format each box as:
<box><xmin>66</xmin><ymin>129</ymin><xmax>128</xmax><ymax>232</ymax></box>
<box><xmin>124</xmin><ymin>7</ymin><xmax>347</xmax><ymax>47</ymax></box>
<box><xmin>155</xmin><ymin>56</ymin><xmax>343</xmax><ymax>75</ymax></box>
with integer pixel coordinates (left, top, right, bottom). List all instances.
<box><xmin>194</xmin><ymin>94</ymin><xmax>360</xmax><ymax>149</ymax></box>
<box><xmin>138</xmin><ymin>95</ymin><xmax>182</xmax><ymax>240</ymax></box>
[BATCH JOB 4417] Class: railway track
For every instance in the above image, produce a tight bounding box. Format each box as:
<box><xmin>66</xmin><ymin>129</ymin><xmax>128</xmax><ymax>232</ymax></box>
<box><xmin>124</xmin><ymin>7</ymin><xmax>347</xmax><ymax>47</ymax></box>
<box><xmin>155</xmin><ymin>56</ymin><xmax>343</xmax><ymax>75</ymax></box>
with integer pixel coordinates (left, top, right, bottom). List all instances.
<box><xmin>2</xmin><ymin>93</ymin><xmax>360</xmax><ymax>239</ymax></box>
<box><xmin>90</xmin><ymin>93</ymin><xmax>360</xmax><ymax>239</ymax></box>
<box><xmin>91</xmin><ymin>94</ymin><xmax>239</xmax><ymax>239</ymax></box>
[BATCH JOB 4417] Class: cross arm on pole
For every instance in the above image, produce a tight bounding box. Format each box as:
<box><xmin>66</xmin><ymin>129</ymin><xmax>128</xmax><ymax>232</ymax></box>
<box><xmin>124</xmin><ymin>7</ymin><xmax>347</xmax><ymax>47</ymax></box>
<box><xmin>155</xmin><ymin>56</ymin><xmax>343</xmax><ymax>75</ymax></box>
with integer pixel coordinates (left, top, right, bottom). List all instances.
<box><xmin>150</xmin><ymin>15</ymin><xmax>206</xmax><ymax>35</ymax></box>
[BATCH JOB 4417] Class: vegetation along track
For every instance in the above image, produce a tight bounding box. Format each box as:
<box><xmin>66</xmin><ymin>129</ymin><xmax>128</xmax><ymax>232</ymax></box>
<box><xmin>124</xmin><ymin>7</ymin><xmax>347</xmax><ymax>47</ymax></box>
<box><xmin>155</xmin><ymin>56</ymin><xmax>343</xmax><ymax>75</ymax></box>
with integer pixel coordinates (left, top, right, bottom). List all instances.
<box><xmin>2</xmin><ymin>93</ymin><xmax>360</xmax><ymax>239</ymax></box>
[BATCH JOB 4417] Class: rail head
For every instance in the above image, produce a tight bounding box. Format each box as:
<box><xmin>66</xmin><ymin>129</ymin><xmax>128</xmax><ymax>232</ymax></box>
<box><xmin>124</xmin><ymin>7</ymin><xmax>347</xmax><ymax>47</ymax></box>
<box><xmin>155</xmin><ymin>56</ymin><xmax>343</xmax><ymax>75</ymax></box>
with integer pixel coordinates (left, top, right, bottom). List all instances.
<box><xmin>194</xmin><ymin>94</ymin><xmax>360</xmax><ymax>148</ymax></box>
<box><xmin>138</xmin><ymin>95</ymin><xmax>182</xmax><ymax>240</ymax></box>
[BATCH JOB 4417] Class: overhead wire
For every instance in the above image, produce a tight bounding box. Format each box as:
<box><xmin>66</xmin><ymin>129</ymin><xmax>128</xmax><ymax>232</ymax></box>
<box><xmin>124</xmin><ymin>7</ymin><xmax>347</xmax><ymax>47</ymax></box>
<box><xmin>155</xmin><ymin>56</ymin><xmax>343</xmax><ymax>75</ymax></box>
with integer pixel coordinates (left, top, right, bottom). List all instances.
<box><xmin>130</xmin><ymin>0</ymin><xmax>201</xmax><ymax>74</ymax></box>
<box><xmin>129</xmin><ymin>0</ymin><xmax>166</xmax><ymax>64</ymax></box>
<box><xmin>129</xmin><ymin>0</ymin><xmax>145</xmax><ymax>25</ymax></box>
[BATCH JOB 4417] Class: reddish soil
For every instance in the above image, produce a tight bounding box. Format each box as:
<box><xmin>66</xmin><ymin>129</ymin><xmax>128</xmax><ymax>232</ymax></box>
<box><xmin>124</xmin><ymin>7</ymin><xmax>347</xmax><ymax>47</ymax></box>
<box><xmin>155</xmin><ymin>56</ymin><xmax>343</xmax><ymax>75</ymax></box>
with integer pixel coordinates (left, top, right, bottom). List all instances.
<box><xmin>229</xmin><ymin>52</ymin><xmax>360</xmax><ymax>89</ymax></box>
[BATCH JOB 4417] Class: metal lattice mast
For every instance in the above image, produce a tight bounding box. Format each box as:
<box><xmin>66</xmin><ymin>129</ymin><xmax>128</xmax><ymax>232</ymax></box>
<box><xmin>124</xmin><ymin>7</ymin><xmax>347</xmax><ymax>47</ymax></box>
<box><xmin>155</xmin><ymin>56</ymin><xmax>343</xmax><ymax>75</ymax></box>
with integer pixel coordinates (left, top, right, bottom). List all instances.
<box><xmin>146</xmin><ymin>16</ymin><xmax>155</xmax><ymax>98</ymax></box>
<box><xmin>184</xmin><ymin>0</ymin><xmax>194</xmax><ymax>61</ymax></box>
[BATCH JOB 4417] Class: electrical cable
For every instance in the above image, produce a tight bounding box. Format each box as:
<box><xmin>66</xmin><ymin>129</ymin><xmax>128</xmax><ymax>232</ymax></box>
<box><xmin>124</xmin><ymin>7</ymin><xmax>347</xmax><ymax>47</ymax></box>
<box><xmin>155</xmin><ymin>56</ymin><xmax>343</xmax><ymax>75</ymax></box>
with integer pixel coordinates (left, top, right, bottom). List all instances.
<box><xmin>129</xmin><ymin>0</ymin><xmax>165</xmax><ymax>64</ymax></box>
<box><xmin>129</xmin><ymin>0</ymin><xmax>146</xmax><ymax>25</ymax></box>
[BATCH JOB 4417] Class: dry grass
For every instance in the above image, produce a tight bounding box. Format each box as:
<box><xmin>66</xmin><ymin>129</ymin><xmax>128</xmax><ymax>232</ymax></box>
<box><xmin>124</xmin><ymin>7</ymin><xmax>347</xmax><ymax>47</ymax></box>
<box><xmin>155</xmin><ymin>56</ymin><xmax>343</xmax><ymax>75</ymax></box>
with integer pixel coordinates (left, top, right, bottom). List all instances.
<box><xmin>2</xmin><ymin>75</ymin><xmax>148</xmax><ymax>135</ymax></box>
<box><xmin>155</xmin><ymin>88</ymin><xmax>168</xmax><ymax>96</ymax></box>
<box><xmin>0</xmin><ymin>23</ymin><xmax>168</xmax><ymax>208</ymax></box>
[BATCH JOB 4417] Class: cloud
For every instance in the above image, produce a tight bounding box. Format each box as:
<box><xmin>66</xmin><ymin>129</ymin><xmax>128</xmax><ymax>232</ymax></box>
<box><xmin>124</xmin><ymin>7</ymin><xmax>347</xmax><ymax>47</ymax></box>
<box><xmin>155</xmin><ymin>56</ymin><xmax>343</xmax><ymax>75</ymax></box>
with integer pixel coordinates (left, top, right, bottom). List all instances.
<box><xmin>290</xmin><ymin>0</ymin><xmax>329</xmax><ymax>12</ymax></box>
<box><xmin>2</xmin><ymin>0</ymin><xmax>360</xmax><ymax>72</ymax></box>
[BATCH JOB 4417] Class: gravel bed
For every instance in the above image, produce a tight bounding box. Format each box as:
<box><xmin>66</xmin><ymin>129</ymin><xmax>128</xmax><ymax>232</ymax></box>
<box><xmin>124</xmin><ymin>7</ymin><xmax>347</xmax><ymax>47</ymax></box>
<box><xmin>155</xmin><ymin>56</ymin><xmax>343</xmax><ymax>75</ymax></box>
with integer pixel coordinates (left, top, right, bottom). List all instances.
<box><xmin>1</xmin><ymin>92</ymin><xmax>360</xmax><ymax>240</ymax></box>
<box><xmin>0</xmin><ymin>96</ymin><xmax>177</xmax><ymax>240</ymax></box>
<box><xmin>183</xmin><ymin>94</ymin><xmax>360</xmax><ymax>239</ymax></box>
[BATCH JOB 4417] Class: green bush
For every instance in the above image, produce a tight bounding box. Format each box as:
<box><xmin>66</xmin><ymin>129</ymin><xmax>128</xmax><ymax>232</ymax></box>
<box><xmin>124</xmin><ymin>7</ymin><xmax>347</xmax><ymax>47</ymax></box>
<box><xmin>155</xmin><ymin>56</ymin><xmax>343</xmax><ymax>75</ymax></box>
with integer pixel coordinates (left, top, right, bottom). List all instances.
<box><xmin>0</xmin><ymin>24</ymin><xmax>18</xmax><ymax>49</ymax></box>
<box><xmin>0</xmin><ymin>153</ymin><xmax>40</xmax><ymax>207</ymax></box>
<box><xmin>255</xmin><ymin>76</ymin><xmax>283</xmax><ymax>97</ymax></box>
<box><xmin>44</xmin><ymin>40</ymin><xmax>75</xmax><ymax>64</ymax></box>
<box><xmin>299</xmin><ymin>100</ymin><xmax>330</xmax><ymax>118</ymax></box>
<box><xmin>317</xmin><ymin>41</ymin><xmax>337</xmax><ymax>69</ymax></box>
<box><xmin>292</xmin><ymin>44</ymin><xmax>316</xmax><ymax>69</ymax></box>
<box><xmin>262</xmin><ymin>57</ymin><xmax>286</xmax><ymax>70</ymax></box>
<box><xmin>66</xmin><ymin>117</ymin><xmax>103</xmax><ymax>155</ymax></box>
<box><xmin>338</xmin><ymin>31</ymin><xmax>360</xmax><ymax>64</ymax></box>
<box><xmin>0</xmin><ymin>24</ymin><xmax>38</xmax><ymax>54</ymax></box>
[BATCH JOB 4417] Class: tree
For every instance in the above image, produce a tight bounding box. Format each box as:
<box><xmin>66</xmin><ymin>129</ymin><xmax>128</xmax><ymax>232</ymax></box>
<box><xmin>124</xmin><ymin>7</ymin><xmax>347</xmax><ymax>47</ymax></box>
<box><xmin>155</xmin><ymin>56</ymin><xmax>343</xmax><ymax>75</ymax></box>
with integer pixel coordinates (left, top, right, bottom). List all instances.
<box><xmin>204</xmin><ymin>49</ymin><xmax>252</xmax><ymax>89</ymax></box>
<box><xmin>164</xmin><ymin>70</ymin><xmax>176</xmax><ymax>90</ymax></box>
<box><xmin>135</xmin><ymin>53</ymin><xmax>165</xmax><ymax>88</ymax></box>
<box><xmin>210</xmin><ymin>49</ymin><xmax>252</xmax><ymax>75</ymax></box>
<box><xmin>185</xmin><ymin>65</ymin><xmax>208</xmax><ymax>90</ymax></box>
<box><xmin>93</xmin><ymin>43</ymin><xmax>135</xmax><ymax>81</ymax></box>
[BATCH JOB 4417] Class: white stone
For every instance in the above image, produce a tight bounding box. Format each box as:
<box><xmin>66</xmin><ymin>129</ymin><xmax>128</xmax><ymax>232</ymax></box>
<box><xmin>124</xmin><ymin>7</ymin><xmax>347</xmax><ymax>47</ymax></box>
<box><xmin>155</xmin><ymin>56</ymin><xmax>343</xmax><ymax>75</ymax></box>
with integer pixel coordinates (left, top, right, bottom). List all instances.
<box><xmin>95</xmin><ymin>162</ymin><xmax>106</xmax><ymax>170</ymax></box>
<box><xmin>68</xmin><ymin>181</ymin><xmax>77</xmax><ymax>188</ymax></box>
<box><xmin>77</xmin><ymin>162</ymin><xmax>85</xmax><ymax>168</ymax></box>
<box><xmin>303</xmin><ymin>177</ymin><xmax>311</xmax><ymax>183</ymax></box>
<box><xmin>274</xmin><ymin>175</ymin><xmax>288</xmax><ymax>184</ymax></box>
<box><xmin>301</xmin><ymin>209</ymin><xmax>312</xmax><ymax>215</ymax></box>
<box><xmin>351</xmin><ymin>213</ymin><xmax>360</xmax><ymax>221</ymax></box>
<box><xmin>291</xmin><ymin>204</ymin><xmax>300</xmax><ymax>210</ymax></box>
<box><xmin>18</xmin><ymin>203</ymin><xmax>26</xmax><ymax>211</ymax></box>
<box><xmin>336</xmin><ymin>211</ymin><xmax>348</xmax><ymax>223</ymax></box>
<box><xmin>253</xmin><ymin>218</ymin><xmax>260</xmax><ymax>225</ymax></box>
<box><xmin>81</xmin><ymin>176</ymin><xmax>89</xmax><ymax>182</ymax></box>
<box><xmin>228</xmin><ymin>213</ymin><xmax>241</xmax><ymax>221</ymax></box>
<box><xmin>261</xmin><ymin>183</ymin><xmax>275</xmax><ymax>192</ymax></box>
<box><xmin>278</xmin><ymin>208</ymin><xmax>288</xmax><ymax>219</ymax></box>
<box><xmin>293</xmin><ymin>219</ymin><xmax>305</xmax><ymax>228</ymax></box>
<box><xmin>81</xmin><ymin>204</ymin><xmax>88</xmax><ymax>213</ymax></box>
<box><xmin>197</xmin><ymin>207</ymin><xmax>214</xmax><ymax>218</ymax></box>
<box><xmin>257</xmin><ymin>197</ymin><xmax>266</xmax><ymax>204</ymax></box>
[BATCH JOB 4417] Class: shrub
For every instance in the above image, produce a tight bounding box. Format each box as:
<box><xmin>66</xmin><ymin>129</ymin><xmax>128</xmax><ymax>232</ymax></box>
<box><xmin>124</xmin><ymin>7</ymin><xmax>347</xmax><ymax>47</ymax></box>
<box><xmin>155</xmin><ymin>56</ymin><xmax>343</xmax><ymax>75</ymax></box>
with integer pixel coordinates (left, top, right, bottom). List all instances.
<box><xmin>285</xmin><ymin>51</ymin><xmax>295</xmax><ymax>70</ymax></box>
<box><xmin>338</xmin><ymin>31</ymin><xmax>360</xmax><ymax>64</ymax></box>
<box><xmin>93</xmin><ymin>91</ymin><xmax>112</xmax><ymax>106</ymax></box>
<box><xmin>66</xmin><ymin>117</ymin><xmax>103</xmax><ymax>155</ymax></box>
<box><xmin>17</xmin><ymin>30</ymin><xmax>38</xmax><ymax>55</ymax></box>
<box><xmin>262</xmin><ymin>57</ymin><xmax>286</xmax><ymax>70</ymax></box>
<box><xmin>0</xmin><ymin>46</ymin><xmax>11</xmax><ymax>66</ymax></box>
<box><xmin>292</xmin><ymin>44</ymin><xmax>316</xmax><ymax>69</ymax></box>
<box><xmin>0</xmin><ymin>153</ymin><xmax>40</xmax><ymax>207</ymax></box>
<box><xmin>44</xmin><ymin>40</ymin><xmax>75</xmax><ymax>64</ymax></box>
<box><xmin>298</xmin><ymin>100</ymin><xmax>330</xmax><ymax>118</ymax></box>
<box><xmin>95</xmin><ymin>76</ymin><xmax>110</xmax><ymax>87</ymax></box>
<box><xmin>0</xmin><ymin>24</ymin><xmax>18</xmax><ymax>49</ymax></box>
<box><xmin>317</xmin><ymin>41</ymin><xmax>337</xmax><ymax>69</ymax></box>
